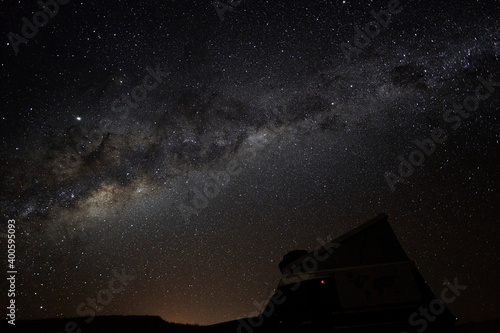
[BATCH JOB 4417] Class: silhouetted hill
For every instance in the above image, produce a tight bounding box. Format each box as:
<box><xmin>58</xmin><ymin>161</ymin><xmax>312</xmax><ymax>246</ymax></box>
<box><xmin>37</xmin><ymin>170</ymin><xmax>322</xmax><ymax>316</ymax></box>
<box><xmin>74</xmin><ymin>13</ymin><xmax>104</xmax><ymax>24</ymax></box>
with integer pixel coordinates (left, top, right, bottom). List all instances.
<box><xmin>202</xmin><ymin>319</ymin><xmax>500</xmax><ymax>332</ymax></box>
<box><xmin>3</xmin><ymin>316</ymin><xmax>499</xmax><ymax>332</ymax></box>
<box><xmin>3</xmin><ymin>315</ymin><xmax>201</xmax><ymax>333</ymax></box>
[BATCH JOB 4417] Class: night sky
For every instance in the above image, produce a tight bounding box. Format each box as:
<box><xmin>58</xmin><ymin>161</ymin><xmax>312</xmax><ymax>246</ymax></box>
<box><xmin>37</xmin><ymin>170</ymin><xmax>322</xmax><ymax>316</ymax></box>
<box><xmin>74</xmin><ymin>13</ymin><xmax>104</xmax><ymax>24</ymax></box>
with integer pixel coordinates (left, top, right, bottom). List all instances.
<box><xmin>1</xmin><ymin>0</ymin><xmax>499</xmax><ymax>326</ymax></box>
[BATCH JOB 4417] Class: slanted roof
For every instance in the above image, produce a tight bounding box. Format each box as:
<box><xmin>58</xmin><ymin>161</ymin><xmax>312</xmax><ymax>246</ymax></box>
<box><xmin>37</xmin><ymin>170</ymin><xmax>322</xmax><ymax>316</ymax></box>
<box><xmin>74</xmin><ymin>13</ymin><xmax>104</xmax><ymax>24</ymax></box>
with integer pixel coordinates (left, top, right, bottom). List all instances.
<box><xmin>281</xmin><ymin>213</ymin><xmax>409</xmax><ymax>274</ymax></box>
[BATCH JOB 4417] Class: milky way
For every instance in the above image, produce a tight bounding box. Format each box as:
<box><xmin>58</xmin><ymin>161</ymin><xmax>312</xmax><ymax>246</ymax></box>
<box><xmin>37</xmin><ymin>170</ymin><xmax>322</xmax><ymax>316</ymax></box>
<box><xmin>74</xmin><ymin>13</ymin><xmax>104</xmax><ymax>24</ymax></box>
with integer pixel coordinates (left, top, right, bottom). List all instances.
<box><xmin>1</xmin><ymin>0</ymin><xmax>499</xmax><ymax>326</ymax></box>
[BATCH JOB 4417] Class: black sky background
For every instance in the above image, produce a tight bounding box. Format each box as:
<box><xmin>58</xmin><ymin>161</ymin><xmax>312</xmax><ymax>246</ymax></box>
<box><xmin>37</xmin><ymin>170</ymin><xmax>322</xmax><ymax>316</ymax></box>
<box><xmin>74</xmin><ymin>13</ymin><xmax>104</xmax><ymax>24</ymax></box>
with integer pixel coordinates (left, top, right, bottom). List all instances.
<box><xmin>1</xmin><ymin>0</ymin><xmax>499</xmax><ymax>326</ymax></box>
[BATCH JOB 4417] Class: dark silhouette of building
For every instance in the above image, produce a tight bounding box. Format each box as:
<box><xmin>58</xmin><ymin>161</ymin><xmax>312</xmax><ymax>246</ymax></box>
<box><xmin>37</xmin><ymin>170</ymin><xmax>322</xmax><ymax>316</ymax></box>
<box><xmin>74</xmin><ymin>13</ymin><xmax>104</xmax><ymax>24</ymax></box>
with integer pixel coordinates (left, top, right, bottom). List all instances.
<box><xmin>278</xmin><ymin>249</ymin><xmax>309</xmax><ymax>273</ymax></box>
<box><xmin>204</xmin><ymin>213</ymin><xmax>457</xmax><ymax>333</ymax></box>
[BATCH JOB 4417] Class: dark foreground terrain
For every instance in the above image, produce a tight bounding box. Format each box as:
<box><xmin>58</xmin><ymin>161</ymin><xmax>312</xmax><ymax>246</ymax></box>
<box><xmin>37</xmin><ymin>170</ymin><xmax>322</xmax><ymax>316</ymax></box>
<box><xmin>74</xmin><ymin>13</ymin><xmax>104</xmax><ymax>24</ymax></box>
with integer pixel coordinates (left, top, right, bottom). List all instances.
<box><xmin>2</xmin><ymin>316</ymin><xmax>200</xmax><ymax>333</ymax></box>
<box><xmin>2</xmin><ymin>316</ymin><xmax>499</xmax><ymax>333</ymax></box>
